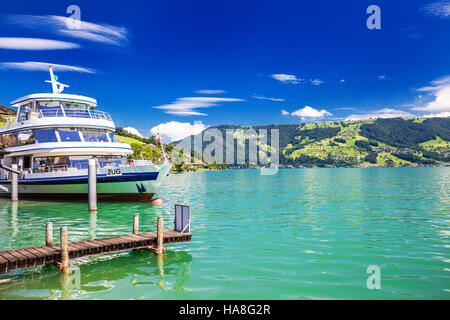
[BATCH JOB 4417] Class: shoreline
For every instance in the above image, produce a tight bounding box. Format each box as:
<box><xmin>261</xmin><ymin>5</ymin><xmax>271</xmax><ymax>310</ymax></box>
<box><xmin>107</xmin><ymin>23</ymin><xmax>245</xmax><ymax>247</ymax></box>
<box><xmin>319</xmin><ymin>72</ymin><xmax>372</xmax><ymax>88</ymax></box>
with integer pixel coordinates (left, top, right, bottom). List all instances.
<box><xmin>170</xmin><ymin>163</ymin><xmax>450</xmax><ymax>173</ymax></box>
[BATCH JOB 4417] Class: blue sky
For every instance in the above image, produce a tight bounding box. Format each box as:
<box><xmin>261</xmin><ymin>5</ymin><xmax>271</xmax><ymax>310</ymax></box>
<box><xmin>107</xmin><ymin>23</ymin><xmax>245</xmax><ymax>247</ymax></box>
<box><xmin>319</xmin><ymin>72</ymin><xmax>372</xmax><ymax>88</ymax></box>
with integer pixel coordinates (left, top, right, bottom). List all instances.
<box><xmin>1</xmin><ymin>0</ymin><xmax>450</xmax><ymax>140</ymax></box>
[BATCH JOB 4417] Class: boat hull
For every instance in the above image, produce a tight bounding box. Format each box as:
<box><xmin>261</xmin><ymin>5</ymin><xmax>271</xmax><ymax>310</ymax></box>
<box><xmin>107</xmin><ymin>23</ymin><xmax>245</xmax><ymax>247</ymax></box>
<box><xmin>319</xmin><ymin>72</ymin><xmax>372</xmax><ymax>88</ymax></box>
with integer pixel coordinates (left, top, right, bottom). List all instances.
<box><xmin>0</xmin><ymin>163</ymin><xmax>171</xmax><ymax>201</ymax></box>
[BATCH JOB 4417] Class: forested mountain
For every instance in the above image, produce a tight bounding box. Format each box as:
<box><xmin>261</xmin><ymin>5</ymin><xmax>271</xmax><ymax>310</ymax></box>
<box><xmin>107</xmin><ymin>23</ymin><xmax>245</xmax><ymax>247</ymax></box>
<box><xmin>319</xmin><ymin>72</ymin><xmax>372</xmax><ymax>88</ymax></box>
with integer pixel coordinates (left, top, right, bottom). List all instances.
<box><xmin>175</xmin><ymin>117</ymin><xmax>450</xmax><ymax>167</ymax></box>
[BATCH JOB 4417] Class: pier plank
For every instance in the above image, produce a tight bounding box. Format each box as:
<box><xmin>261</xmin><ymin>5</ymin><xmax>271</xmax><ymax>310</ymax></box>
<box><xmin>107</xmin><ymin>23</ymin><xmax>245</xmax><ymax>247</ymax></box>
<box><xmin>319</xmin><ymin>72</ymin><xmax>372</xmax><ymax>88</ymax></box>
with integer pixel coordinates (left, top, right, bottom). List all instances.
<box><xmin>0</xmin><ymin>230</ymin><xmax>192</xmax><ymax>274</ymax></box>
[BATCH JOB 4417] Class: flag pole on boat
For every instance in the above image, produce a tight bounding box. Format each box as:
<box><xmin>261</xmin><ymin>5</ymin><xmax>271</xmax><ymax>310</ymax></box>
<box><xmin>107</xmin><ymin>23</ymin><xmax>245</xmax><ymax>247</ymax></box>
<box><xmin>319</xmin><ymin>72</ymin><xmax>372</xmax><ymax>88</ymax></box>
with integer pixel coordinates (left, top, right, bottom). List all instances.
<box><xmin>156</xmin><ymin>130</ymin><xmax>168</xmax><ymax>163</ymax></box>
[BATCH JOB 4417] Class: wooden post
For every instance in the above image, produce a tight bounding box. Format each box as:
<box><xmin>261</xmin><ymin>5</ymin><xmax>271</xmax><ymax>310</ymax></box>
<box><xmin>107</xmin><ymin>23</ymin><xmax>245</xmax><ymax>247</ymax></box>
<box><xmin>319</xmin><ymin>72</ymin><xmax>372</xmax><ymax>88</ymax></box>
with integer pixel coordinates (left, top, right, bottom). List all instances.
<box><xmin>133</xmin><ymin>214</ymin><xmax>139</xmax><ymax>234</ymax></box>
<box><xmin>11</xmin><ymin>164</ymin><xmax>18</xmax><ymax>202</ymax></box>
<box><xmin>88</xmin><ymin>158</ymin><xmax>97</xmax><ymax>212</ymax></box>
<box><xmin>155</xmin><ymin>217</ymin><xmax>165</xmax><ymax>255</ymax></box>
<box><xmin>59</xmin><ymin>227</ymin><xmax>69</xmax><ymax>274</ymax></box>
<box><xmin>45</xmin><ymin>222</ymin><xmax>53</xmax><ymax>246</ymax></box>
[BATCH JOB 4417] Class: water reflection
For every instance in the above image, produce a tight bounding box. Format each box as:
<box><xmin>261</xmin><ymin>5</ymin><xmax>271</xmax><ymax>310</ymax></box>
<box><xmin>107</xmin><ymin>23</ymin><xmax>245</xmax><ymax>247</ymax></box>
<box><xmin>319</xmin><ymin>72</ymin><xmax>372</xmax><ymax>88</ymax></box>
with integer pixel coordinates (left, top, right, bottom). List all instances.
<box><xmin>11</xmin><ymin>202</ymin><xmax>18</xmax><ymax>237</ymax></box>
<box><xmin>89</xmin><ymin>212</ymin><xmax>97</xmax><ymax>239</ymax></box>
<box><xmin>0</xmin><ymin>250</ymin><xmax>193</xmax><ymax>299</ymax></box>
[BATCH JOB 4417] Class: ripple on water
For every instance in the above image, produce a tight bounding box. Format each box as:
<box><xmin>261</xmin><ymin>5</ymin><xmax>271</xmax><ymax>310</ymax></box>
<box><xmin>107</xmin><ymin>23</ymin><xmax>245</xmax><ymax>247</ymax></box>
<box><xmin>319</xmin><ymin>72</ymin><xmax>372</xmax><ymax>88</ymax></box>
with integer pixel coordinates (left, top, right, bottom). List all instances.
<box><xmin>0</xmin><ymin>167</ymin><xmax>449</xmax><ymax>299</ymax></box>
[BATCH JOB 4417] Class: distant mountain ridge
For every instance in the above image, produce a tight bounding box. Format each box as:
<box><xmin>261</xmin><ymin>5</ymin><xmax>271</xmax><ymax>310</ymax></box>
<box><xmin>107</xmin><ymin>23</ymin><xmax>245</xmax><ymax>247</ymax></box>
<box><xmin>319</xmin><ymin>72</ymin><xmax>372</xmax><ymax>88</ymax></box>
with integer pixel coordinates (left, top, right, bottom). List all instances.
<box><xmin>174</xmin><ymin>117</ymin><xmax>450</xmax><ymax>167</ymax></box>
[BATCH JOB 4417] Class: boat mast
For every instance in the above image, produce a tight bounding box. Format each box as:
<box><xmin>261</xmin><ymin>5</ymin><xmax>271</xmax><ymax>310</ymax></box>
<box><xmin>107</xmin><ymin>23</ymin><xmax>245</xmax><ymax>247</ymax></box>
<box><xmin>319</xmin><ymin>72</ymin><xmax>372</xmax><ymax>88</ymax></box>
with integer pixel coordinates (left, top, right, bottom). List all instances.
<box><xmin>45</xmin><ymin>66</ymin><xmax>69</xmax><ymax>94</ymax></box>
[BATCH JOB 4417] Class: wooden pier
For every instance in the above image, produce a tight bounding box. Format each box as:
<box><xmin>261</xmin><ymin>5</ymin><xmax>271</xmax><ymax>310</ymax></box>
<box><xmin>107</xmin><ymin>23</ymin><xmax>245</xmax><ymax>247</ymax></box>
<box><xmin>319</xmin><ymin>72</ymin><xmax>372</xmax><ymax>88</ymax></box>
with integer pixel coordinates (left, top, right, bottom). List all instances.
<box><xmin>0</xmin><ymin>216</ymin><xmax>191</xmax><ymax>274</ymax></box>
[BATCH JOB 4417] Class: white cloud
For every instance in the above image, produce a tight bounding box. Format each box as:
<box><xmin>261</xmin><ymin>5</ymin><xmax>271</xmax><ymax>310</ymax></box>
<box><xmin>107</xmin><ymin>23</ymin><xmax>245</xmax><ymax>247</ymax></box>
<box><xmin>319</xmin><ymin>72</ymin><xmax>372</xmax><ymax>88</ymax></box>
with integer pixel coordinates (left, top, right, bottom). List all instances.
<box><xmin>123</xmin><ymin>127</ymin><xmax>144</xmax><ymax>138</ymax></box>
<box><xmin>0</xmin><ymin>61</ymin><xmax>95</xmax><ymax>73</ymax></box>
<box><xmin>0</xmin><ymin>37</ymin><xmax>79</xmax><ymax>50</ymax></box>
<box><xmin>150</xmin><ymin>121</ymin><xmax>207</xmax><ymax>143</ymax></box>
<box><xmin>152</xmin><ymin>97</ymin><xmax>244</xmax><ymax>116</ymax></box>
<box><xmin>310</xmin><ymin>79</ymin><xmax>324</xmax><ymax>86</ymax></box>
<box><xmin>414</xmin><ymin>76</ymin><xmax>450</xmax><ymax>114</ymax></box>
<box><xmin>281</xmin><ymin>109</ymin><xmax>290</xmax><ymax>116</ymax></box>
<box><xmin>271</xmin><ymin>74</ymin><xmax>302</xmax><ymax>84</ymax></box>
<box><xmin>346</xmin><ymin>108</ymin><xmax>414</xmax><ymax>121</ymax></box>
<box><xmin>423</xmin><ymin>1</ymin><xmax>450</xmax><ymax>18</ymax></box>
<box><xmin>6</xmin><ymin>15</ymin><xmax>128</xmax><ymax>46</ymax></box>
<box><xmin>291</xmin><ymin>106</ymin><xmax>332</xmax><ymax>120</ymax></box>
<box><xmin>340</xmin><ymin>79</ymin><xmax>345</xmax><ymax>83</ymax></box>
<box><xmin>424</xmin><ymin>111</ymin><xmax>450</xmax><ymax>118</ymax></box>
<box><xmin>252</xmin><ymin>94</ymin><xmax>285</xmax><ymax>101</ymax></box>
<box><xmin>378</xmin><ymin>75</ymin><xmax>386</xmax><ymax>80</ymax></box>
<box><xmin>195</xmin><ymin>90</ymin><xmax>226</xmax><ymax>94</ymax></box>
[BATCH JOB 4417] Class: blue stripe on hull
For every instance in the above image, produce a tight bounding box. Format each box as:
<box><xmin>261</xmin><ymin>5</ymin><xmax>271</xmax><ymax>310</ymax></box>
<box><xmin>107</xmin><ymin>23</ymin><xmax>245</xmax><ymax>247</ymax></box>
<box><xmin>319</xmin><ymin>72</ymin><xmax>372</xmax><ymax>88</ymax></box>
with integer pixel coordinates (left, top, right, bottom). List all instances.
<box><xmin>12</xmin><ymin>172</ymin><xmax>159</xmax><ymax>185</ymax></box>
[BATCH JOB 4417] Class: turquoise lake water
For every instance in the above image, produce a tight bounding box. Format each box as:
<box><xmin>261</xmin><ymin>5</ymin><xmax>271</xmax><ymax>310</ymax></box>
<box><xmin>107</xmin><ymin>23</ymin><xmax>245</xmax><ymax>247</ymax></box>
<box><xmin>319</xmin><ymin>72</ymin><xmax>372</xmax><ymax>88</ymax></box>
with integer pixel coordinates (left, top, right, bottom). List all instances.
<box><xmin>0</xmin><ymin>167</ymin><xmax>449</xmax><ymax>299</ymax></box>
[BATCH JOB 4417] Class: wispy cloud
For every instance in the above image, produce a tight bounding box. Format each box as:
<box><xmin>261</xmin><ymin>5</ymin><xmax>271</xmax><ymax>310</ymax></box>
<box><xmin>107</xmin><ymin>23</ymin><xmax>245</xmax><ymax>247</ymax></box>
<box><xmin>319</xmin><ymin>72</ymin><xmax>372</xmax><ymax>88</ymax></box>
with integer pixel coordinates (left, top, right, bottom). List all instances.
<box><xmin>310</xmin><ymin>79</ymin><xmax>324</xmax><ymax>86</ymax></box>
<box><xmin>400</xmin><ymin>26</ymin><xmax>423</xmax><ymax>39</ymax></box>
<box><xmin>194</xmin><ymin>90</ymin><xmax>226</xmax><ymax>94</ymax></box>
<box><xmin>422</xmin><ymin>1</ymin><xmax>450</xmax><ymax>18</ymax></box>
<box><xmin>0</xmin><ymin>37</ymin><xmax>79</xmax><ymax>50</ymax></box>
<box><xmin>5</xmin><ymin>15</ymin><xmax>129</xmax><ymax>46</ymax></box>
<box><xmin>272</xmin><ymin>74</ymin><xmax>325</xmax><ymax>86</ymax></box>
<box><xmin>281</xmin><ymin>109</ymin><xmax>290</xmax><ymax>116</ymax></box>
<box><xmin>153</xmin><ymin>97</ymin><xmax>244</xmax><ymax>116</ymax></box>
<box><xmin>290</xmin><ymin>106</ymin><xmax>332</xmax><ymax>121</ymax></box>
<box><xmin>413</xmin><ymin>75</ymin><xmax>450</xmax><ymax>114</ymax></box>
<box><xmin>378</xmin><ymin>75</ymin><xmax>387</xmax><ymax>80</ymax></box>
<box><xmin>272</xmin><ymin>74</ymin><xmax>302</xmax><ymax>84</ymax></box>
<box><xmin>252</xmin><ymin>94</ymin><xmax>285</xmax><ymax>101</ymax></box>
<box><xmin>346</xmin><ymin>108</ymin><xmax>413</xmax><ymax>121</ymax></box>
<box><xmin>0</xmin><ymin>61</ymin><xmax>95</xmax><ymax>73</ymax></box>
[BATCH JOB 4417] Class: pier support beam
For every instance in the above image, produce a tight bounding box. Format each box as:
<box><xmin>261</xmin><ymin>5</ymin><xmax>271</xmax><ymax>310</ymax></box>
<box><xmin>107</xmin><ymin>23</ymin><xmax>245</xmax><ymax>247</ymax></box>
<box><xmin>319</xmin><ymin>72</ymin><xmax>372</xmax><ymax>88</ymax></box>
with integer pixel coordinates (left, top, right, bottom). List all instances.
<box><xmin>155</xmin><ymin>217</ymin><xmax>165</xmax><ymax>255</ymax></box>
<box><xmin>46</xmin><ymin>222</ymin><xmax>53</xmax><ymax>246</ymax></box>
<box><xmin>133</xmin><ymin>214</ymin><xmax>139</xmax><ymax>234</ymax></box>
<box><xmin>11</xmin><ymin>164</ymin><xmax>18</xmax><ymax>202</ymax></box>
<box><xmin>88</xmin><ymin>158</ymin><xmax>97</xmax><ymax>212</ymax></box>
<box><xmin>59</xmin><ymin>227</ymin><xmax>70</xmax><ymax>274</ymax></box>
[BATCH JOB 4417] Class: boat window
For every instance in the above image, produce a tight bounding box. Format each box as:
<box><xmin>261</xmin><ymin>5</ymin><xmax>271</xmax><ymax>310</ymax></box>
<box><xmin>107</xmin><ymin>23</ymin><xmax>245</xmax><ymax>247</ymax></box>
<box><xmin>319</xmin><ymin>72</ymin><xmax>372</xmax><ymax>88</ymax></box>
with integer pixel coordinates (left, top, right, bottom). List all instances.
<box><xmin>63</xmin><ymin>102</ymin><xmax>89</xmax><ymax>110</ymax></box>
<box><xmin>57</xmin><ymin>128</ymin><xmax>81</xmax><ymax>142</ymax></box>
<box><xmin>17</xmin><ymin>130</ymin><xmax>36</xmax><ymax>146</ymax></box>
<box><xmin>38</xmin><ymin>101</ymin><xmax>61</xmax><ymax>107</ymax></box>
<box><xmin>108</xmin><ymin>132</ymin><xmax>117</xmax><ymax>142</ymax></box>
<box><xmin>96</xmin><ymin>155</ymin><xmax>123</xmax><ymax>167</ymax></box>
<box><xmin>34</xmin><ymin>129</ymin><xmax>58</xmax><ymax>143</ymax></box>
<box><xmin>1</xmin><ymin>132</ymin><xmax>17</xmax><ymax>147</ymax></box>
<box><xmin>38</xmin><ymin>101</ymin><xmax>65</xmax><ymax>117</ymax></box>
<box><xmin>32</xmin><ymin>156</ymin><xmax>69</xmax><ymax>173</ymax></box>
<box><xmin>81</xmin><ymin>129</ymin><xmax>109</xmax><ymax>142</ymax></box>
<box><xmin>69</xmin><ymin>156</ymin><xmax>91</xmax><ymax>170</ymax></box>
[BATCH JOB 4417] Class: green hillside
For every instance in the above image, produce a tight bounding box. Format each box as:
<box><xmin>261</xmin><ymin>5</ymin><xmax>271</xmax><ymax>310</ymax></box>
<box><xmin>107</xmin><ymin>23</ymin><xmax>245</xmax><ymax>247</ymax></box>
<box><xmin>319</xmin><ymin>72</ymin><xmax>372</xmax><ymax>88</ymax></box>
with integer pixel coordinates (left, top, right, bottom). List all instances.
<box><xmin>116</xmin><ymin>135</ymin><xmax>145</xmax><ymax>146</ymax></box>
<box><xmin>177</xmin><ymin>117</ymin><xmax>450</xmax><ymax>168</ymax></box>
<box><xmin>0</xmin><ymin>105</ymin><xmax>16</xmax><ymax>116</ymax></box>
<box><xmin>0</xmin><ymin>105</ymin><xmax>16</xmax><ymax>128</ymax></box>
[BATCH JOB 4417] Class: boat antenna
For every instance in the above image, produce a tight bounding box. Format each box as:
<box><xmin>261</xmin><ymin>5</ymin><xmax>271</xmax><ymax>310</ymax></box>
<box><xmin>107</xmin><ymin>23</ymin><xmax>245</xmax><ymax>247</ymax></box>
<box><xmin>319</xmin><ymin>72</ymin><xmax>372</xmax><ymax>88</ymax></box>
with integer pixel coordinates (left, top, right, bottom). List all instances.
<box><xmin>45</xmin><ymin>66</ymin><xmax>69</xmax><ymax>94</ymax></box>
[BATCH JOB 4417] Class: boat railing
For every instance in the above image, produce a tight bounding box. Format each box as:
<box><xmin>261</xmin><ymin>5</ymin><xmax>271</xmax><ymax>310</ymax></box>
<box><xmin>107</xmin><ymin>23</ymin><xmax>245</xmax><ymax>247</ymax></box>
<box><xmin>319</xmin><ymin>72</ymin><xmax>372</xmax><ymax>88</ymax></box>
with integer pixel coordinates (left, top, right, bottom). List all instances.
<box><xmin>73</xmin><ymin>161</ymin><xmax>123</xmax><ymax>170</ymax></box>
<box><xmin>29</xmin><ymin>164</ymin><xmax>71</xmax><ymax>174</ymax></box>
<box><xmin>131</xmin><ymin>160</ymin><xmax>154</xmax><ymax>166</ymax></box>
<box><xmin>13</xmin><ymin>160</ymin><xmax>156</xmax><ymax>177</ymax></box>
<box><xmin>38</xmin><ymin>106</ymin><xmax>112</xmax><ymax>121</ymax></box>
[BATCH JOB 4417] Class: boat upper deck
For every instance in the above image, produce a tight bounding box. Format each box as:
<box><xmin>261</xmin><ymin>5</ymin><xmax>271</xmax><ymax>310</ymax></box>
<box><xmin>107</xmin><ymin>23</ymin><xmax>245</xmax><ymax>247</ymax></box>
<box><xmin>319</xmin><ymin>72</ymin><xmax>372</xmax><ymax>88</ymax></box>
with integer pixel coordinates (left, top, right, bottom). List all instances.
<box><xmin>0</xmin><ymin>66</ymin><xmax>128</xmax><ymax>157</ymax></box>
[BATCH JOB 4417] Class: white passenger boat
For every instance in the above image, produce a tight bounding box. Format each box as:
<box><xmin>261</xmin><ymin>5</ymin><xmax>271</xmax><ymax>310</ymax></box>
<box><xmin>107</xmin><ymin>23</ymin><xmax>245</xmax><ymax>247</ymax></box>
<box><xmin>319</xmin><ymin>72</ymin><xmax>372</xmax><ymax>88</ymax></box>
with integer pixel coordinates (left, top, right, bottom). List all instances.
<box><xmin>0</xmin><ymin>67</ymin><xmax>171</xmax><ymax>201</ymax></box>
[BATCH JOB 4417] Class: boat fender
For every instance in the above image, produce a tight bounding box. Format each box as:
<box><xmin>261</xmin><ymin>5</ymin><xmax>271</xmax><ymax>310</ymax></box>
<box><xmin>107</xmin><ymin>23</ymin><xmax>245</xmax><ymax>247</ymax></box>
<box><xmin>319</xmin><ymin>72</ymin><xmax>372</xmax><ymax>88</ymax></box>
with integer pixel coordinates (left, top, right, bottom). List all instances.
<box><xmin>151</xmin><ymin>198</ymin><xmax>164</xmax><ymax>205</ymax></box>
